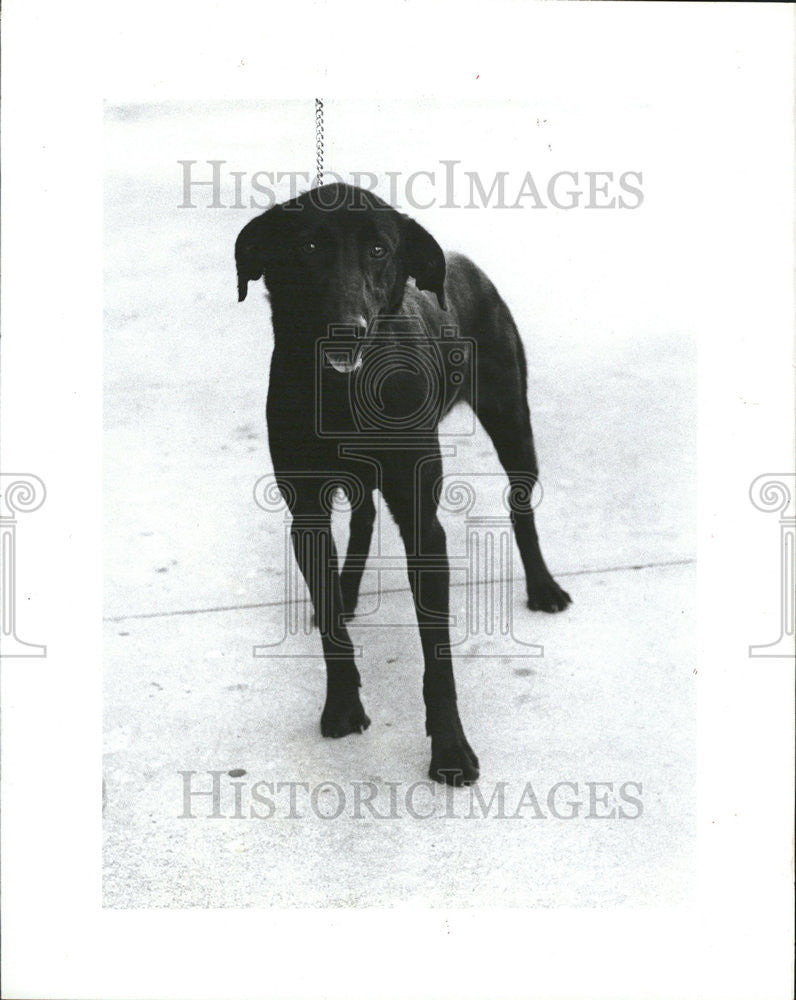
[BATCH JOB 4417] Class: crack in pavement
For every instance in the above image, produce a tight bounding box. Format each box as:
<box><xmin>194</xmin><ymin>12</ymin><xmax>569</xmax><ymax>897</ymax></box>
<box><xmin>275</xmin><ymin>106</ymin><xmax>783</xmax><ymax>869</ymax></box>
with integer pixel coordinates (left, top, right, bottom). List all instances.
<box><xmin>104</xmin><ymin>557</ymin><xmax>696</xmax><ymax>623</ymax></box>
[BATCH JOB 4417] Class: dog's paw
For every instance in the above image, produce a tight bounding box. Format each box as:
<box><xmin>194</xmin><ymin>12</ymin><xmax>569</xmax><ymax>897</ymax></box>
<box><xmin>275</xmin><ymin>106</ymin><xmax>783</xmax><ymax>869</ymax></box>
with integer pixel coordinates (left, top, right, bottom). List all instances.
<box><xmin>321</xmin><ymin>697</ymin><xmax>371</xmax><ymax>738</ymax></box>
<box><xmin>429</xmin><ymin>737</ymin><xmax>480</xmax><ymax>786</ymax></box>
<box><xmin>527</xmin><ymin>575</ymin><xmax>572</xmax><ymax>613</ymax></box>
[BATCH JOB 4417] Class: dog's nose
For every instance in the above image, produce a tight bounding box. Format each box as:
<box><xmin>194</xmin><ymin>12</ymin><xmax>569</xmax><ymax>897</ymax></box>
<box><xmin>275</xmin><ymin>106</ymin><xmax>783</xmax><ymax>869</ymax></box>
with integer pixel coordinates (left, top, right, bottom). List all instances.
<box><xmin>339</xmin><ymin>314</ymin><xmax>367</xmax><ymax>336</ymax></box>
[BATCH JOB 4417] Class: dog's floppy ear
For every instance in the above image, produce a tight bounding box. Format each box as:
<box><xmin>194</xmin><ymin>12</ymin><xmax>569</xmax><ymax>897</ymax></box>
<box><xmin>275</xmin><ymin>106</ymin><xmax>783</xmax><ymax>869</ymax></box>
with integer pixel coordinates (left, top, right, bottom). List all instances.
<box><xmin>235</xmin><ymin>208</ymin><xmax>279</xmax><ymax>302</ymax></box>
<box><xmin>403</xmin><ymin>217</ymin><xmax>447</xmax><ymax>310</ymax></box>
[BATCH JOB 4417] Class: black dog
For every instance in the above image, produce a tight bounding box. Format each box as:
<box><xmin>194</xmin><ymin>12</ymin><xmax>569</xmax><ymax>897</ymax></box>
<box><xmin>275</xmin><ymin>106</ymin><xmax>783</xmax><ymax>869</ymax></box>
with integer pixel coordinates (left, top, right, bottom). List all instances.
<box><xmin>236</xmin><ymin>183</ymin><xmax>570</xmax><ymax>785</ymax></box>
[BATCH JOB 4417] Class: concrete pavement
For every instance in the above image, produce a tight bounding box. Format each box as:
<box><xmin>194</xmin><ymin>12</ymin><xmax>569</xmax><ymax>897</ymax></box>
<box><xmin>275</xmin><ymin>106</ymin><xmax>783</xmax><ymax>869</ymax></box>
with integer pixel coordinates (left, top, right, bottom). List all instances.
<box><xmin>103</xmin><ymin>103</ymin><xmax>697</xmax><ymax>907</ymax></box>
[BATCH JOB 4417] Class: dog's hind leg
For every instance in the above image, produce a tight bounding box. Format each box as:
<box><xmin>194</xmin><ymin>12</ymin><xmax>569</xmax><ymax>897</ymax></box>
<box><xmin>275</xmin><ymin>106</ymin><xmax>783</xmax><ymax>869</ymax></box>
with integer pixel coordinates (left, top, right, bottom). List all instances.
<box><xmin>473</xmin><ymin>331</ymin><xmax>571</xmax><ymax>613</ymax></box>
<box><xmin>339</xmin><ymin>488</ymin><xmax>376</xmax><ymax>620</ymax></box>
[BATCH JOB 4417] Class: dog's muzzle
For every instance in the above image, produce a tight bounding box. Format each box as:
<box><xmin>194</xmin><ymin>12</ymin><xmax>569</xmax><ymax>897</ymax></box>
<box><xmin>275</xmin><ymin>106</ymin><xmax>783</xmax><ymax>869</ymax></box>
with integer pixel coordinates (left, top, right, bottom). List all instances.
<box><xmin>324</xmin><ymin>316</ymin><xmax>368</xmax><ymax>374</ymax></box>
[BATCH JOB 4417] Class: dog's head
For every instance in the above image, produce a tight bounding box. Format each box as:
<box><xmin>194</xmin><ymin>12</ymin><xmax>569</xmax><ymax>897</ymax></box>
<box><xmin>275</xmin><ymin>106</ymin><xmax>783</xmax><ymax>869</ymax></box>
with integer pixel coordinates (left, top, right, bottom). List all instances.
<box><xmin>235</xmin><ymin>183</ymin><xmax>447</xmax><ymax>371</ymax></box>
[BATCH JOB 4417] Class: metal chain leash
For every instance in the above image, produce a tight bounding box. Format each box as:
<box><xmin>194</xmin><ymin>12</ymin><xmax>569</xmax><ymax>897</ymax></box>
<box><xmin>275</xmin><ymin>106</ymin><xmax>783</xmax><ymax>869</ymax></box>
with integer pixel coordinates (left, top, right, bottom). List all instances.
<box><xmin>314</xmin><ymin>98</ymin><xmax>324</xmax><ymax>187</ymax></box>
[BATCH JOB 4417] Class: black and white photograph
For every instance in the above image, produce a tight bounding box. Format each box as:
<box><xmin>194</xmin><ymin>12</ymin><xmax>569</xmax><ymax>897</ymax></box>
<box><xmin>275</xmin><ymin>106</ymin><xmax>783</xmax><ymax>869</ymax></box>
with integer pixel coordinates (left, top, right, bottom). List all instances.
<box><xmin>1</xmin><ymin>2</ymin><xmax>793</xmax><ymax>999</ymax></box>
<box><xmin>101</xmin><ymin>97</ymin><xmax>696</xmax><ymax>908</ymax></box>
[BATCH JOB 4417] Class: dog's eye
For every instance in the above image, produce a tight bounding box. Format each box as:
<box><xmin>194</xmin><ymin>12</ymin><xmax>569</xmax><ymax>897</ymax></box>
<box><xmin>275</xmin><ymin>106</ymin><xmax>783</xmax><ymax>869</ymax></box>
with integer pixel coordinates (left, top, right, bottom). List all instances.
<box><xmin>301</xmin><ymin>240</ymin><xmax>318</xmax><ymax>254</ymax></box>
<box><xmin>369</xmin><ymin>244</ymin><xmax>387</xmax><ymax>259</ymax></box>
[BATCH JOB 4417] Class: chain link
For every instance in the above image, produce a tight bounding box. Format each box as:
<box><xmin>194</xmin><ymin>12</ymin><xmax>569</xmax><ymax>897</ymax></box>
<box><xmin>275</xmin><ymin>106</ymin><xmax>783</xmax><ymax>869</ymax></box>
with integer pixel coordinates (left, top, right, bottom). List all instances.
<box><xmin>314</xmin><ymin>98</ymin><xmax>324</xmax><ymax>187</ymax></box>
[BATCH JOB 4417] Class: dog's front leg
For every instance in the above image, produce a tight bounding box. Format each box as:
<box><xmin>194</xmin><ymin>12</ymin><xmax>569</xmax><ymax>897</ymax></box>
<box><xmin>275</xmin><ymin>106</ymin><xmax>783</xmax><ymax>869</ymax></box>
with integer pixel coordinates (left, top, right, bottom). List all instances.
<box><xmin>382</xmin><ymin>454</ymin><xmax>479</xmax><ymax>786</ymax></box>
<box><xmin>289</xmin><ymin>502</ymin><xmax>370</xmax><ymax>738</ymax></box>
